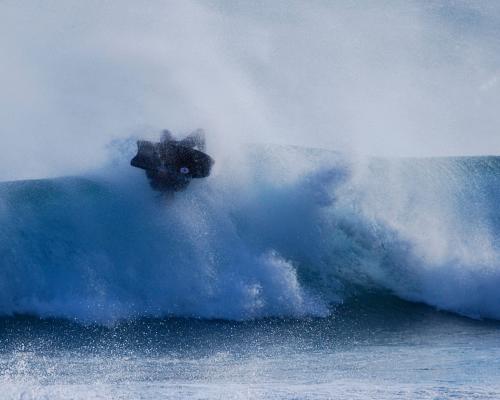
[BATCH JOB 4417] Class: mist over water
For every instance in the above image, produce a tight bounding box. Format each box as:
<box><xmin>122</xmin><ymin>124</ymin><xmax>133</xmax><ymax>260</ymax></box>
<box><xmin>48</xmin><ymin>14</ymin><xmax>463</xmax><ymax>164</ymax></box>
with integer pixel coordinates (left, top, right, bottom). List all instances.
<box><xmin>0</xmin><ymin>148</ymin><xmax>499</xmax><ymax>323</ymax></box>
<box><xmin>0</xmin><ymin>1</ymin><xmax>500</xmax><ymax>324</ymax></box>
<box><xmin>1</xmin><ymin>1</ymin><xmax>500</xmax><ymax>181</ymax></box>
<box><xmin>2</xmin><ymin>3</ymin><xmax>500</xmax><ymax>399</ymax></box>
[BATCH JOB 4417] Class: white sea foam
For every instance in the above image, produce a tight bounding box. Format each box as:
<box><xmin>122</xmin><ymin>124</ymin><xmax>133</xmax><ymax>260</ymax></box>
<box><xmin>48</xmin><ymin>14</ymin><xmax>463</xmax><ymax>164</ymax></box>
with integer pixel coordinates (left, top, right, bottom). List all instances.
<box><xmin>0</xmin><ymin>146</ymin><xmax>499</xmax><ymax>322</ymax></box>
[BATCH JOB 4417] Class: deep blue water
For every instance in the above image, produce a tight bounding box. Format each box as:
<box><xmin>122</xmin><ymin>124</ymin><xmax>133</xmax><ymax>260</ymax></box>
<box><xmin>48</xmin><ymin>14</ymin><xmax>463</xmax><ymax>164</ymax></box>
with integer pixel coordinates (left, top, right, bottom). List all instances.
<box><xmin>1</xmin><ymin>300</ymin><xmax>499</xmax><ymax>399</ymax></box>
<box><xmin>1</xmin><ymin>147</ymin><xmax>500</xmax><ymax>398</ymax></box>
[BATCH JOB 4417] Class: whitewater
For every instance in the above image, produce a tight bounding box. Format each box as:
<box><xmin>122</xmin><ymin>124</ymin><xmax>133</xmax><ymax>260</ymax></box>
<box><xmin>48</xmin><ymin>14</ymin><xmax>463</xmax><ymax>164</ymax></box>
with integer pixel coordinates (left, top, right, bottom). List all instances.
<box><xmin>2</xmin><ymin>145</ymin><xmax>500</xmax><ymax>399</ymax></box>
<box><xmin>1</xmin><ymin>145</ymin><xmax>499</xmax><ymax>323</ymax></box>
<box><xmin>2</xmin><ymin>0</ymin><xmax>500</xmax><ymax>398</ymax></box>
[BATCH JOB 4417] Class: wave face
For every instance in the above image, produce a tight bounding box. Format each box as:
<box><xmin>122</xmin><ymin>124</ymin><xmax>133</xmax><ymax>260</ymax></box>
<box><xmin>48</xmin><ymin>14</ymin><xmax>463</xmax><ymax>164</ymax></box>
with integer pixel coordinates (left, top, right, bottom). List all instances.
<box><xmin>1</xmin><ymin>146</ymin><xmax>500</xmax><ymax>322</ymax></box>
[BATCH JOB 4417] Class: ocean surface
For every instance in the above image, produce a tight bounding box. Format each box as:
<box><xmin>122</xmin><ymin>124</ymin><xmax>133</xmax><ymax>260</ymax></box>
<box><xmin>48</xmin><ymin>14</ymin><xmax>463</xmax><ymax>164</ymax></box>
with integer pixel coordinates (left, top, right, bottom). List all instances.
<box><xmin>1</xmin><ymin>146</ymin><xmax>499</xmax><ymax>399</ymax></box>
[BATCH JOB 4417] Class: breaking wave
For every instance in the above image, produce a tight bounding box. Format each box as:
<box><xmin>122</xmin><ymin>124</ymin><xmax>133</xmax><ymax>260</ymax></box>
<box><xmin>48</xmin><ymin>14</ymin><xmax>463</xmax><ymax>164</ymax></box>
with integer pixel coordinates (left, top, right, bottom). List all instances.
<box><xmin>1</xmin><ymin>145</ymin><xmax>500</xmax><ymax>322</ymax></box>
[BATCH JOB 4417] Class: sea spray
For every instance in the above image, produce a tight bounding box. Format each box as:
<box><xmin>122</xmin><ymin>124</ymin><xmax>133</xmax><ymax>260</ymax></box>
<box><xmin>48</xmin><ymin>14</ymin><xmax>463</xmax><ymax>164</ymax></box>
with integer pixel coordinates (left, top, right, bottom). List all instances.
<box><xmin>1</xmin><ymin>146</ymin><xmax>500</xmax><ymax>322</ymax></box>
